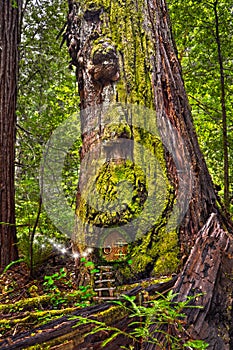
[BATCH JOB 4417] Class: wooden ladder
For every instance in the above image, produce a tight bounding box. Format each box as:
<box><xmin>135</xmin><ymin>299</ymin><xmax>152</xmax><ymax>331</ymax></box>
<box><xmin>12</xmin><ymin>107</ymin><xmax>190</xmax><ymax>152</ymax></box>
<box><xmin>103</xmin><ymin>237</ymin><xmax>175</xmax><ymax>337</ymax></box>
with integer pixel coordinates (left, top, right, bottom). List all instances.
<box><xmin>94</xmin><ymin>265</ymin><xmax>117</xmax><ymax>301</ymax></box>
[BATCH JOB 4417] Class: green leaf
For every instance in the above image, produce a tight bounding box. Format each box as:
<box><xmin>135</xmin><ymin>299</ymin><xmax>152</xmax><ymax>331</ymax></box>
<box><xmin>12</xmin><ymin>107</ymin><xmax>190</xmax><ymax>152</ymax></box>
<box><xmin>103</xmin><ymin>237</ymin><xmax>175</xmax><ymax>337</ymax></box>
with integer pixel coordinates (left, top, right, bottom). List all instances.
<box><xmin>184</xmin><ymin>339</ymin><xmax>209</xmax><ymax>349</ymax></box>
<box><xmin>101</xmin><ymin>332</ymin><xmax>121</xmax><ymax>347</ymax></box>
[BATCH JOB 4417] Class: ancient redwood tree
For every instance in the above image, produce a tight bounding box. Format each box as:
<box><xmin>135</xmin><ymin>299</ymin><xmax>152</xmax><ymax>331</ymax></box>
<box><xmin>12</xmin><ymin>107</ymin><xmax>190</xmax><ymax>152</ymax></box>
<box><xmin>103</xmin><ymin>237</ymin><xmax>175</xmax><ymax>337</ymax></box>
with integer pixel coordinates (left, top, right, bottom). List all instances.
<box><xmin>66</xmin><ymin>0</ymin><xmax>233</xmax><ymax>348</ymax></box>
<box><xmin>0</xmin><ymin>1</ymin><xmax>21</xmax><ymax>270</ymax></box>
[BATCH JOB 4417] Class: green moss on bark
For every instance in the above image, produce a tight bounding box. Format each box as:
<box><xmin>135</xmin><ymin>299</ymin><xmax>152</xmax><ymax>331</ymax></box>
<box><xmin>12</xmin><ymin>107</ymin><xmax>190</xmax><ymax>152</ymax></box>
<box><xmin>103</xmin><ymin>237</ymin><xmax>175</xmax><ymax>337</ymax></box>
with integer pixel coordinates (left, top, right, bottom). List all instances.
<box><xmin>80</xmin><ymin>0</ymin><xmax>153</xmax><ymax>106</ymax></box>
<box><xmin>72</xmin><ymin>0</ymin><xmax>179</xmax><ymax>277</ymax></box>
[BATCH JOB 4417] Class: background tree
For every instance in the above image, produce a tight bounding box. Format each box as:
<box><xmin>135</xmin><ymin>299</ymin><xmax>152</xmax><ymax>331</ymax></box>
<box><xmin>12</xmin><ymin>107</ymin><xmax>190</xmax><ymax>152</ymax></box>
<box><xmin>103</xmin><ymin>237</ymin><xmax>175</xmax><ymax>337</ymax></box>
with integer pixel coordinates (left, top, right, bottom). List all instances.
<box><xmin>0</xmin><ymin>0</ymin><xmax>21</xmax><ymax>270</ymax></box>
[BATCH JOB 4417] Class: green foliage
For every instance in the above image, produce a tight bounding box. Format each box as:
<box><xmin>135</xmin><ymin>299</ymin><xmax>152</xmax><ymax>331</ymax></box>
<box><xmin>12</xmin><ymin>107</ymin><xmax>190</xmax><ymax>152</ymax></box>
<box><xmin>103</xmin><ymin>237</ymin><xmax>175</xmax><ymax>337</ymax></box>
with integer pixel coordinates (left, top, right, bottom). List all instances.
<box><xmin>43</xmin><ymin>267</ymin><xmax>68</xmax><ymax>291</ymax></box>
<box><xmin>74</xmin><ymin>285</ymin><xmax>96</xmax><ymax>308</ymax></box>
<box><xmin>169</xmin><ymin>0</ymin><xmax>233</xmax><ymax>213</ymax></box>
<box><xmin>62</xmin><ymin>139</ymin><xmax>82</xmax><ymax>209</ymax></box>
<box><xmin>16</xmin><ymin>0</ymin><xmax>81</xmax><ymax>261</ymax></box>
<box><xmin>43</xmin><ymin>266</ymin><xmax>96</xmax><ymax>308</ymax></box>
<box><xmin>184</xmin><ymin>340</ymin><xmax>208</xmax><ymax>350</ymax></box>
<box><xmin>11</xmin><ymin>0</ymin><xmax>18</xmax><ymax>9</ymax></box>
<box><xmin>70</xmin><ymin>292</ymin><xmax>208</xmax><ymax>349</ymax></box>
<box><xmin>18</xmin><ymin>232</ymin><xmax>53</xmax><ymax>268</ymax></box>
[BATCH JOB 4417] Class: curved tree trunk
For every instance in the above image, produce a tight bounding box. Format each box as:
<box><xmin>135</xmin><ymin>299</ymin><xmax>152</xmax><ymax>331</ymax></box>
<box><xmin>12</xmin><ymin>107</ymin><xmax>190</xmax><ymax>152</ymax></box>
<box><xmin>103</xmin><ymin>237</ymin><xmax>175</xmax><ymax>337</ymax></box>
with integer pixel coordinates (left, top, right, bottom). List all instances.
<box><xmin>66</xmin><ymin>0</ymin><xmax>233</xmax><ymax>348</ymax></box>
<box><xmin>145</xmin><ymin>1</ymin><xmax>233</xmax><ymax>348</ymax></box>
<box><xmin>0</xmin><ymin>0</ymin><xmax>21</xmax><ymax>270</ymax></box>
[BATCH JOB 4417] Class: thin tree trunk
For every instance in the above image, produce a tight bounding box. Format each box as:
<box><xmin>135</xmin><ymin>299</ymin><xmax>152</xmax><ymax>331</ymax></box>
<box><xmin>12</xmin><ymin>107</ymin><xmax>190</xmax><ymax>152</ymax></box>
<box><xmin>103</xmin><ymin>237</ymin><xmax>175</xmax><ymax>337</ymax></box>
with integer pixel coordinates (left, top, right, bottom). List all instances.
<box><xmin>0</xmin><ymin>0</ymin><xmax>21</xmax><ymax>270</ymax></box>
<box><xmin>213</xmin><ymin>0</ymin><xmax>229</xmax><ymax>211</ymax></box>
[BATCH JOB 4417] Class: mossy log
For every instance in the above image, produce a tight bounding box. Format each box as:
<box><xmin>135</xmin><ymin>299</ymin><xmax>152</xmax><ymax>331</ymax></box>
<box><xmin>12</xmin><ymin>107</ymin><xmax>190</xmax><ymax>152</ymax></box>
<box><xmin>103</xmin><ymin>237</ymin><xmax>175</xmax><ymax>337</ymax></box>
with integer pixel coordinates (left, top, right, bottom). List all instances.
<box><xmin>0</xmin><ymin>308</ymin><xmax>77</xmax><ymax>334</ymax></box>
<box><xmin>0</xmin><ymin>277</ymin><xmax>177</xmax><ymax>349</ymax></box>
<box><xmin>0</xmin><ymin>288</ymin><xmax>93</xmax><ymax>314</ymax></box>
<box><xmin>0</xmin><ymin>295</ymin><xmax>53</xmax><ymax>314</ymax></box>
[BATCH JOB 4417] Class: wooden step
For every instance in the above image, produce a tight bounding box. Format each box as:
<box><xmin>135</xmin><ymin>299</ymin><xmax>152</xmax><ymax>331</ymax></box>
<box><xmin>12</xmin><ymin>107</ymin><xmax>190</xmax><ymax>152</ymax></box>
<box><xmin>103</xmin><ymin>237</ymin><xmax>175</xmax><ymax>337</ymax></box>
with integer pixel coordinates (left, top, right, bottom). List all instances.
<box><xmin>95</xmin><ymin>279</ymin><xmax>115</xmax><ymax>284</ymax></box>
<box><xmin>94</xmin><ymin>287</ymin><xmax>116</xmax><ymax>291</ymax></box>
<box><xmin>93</xmin><ymin>296</ymin><xmax>118</xmax><ymax>300</ymax></box>
<box><xmin>94</xmin><ymin>265</ymin><xmax>116</xmax><ymax>300</ymax></box>
<box><xmin>95</xmin><ymin>271</ymin><xmax>113</xmax><ymax>276</ymax></box>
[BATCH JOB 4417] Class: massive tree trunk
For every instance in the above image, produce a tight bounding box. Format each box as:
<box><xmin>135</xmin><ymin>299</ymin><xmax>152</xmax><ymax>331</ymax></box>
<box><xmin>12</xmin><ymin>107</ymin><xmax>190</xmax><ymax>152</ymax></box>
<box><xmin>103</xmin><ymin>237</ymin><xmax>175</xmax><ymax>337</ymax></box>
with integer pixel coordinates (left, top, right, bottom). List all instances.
<box><xmin>0</xmin><ymin>0</ymin><xmax>21</xmax><ymax>270</ymax></box>
<box><xmin>144</xmin><ymin>1</ymin><xmax>233</xmax><ymax>349</ymax></box>
<box><xmin>68</xmin><ymin>0</ymin><xmax>179</xmax><ymax>282</ymax></box>
<box><xmin>66</xmin><ymin>0</ymin><xmax>233</xmax><ymax>348</ymax></box>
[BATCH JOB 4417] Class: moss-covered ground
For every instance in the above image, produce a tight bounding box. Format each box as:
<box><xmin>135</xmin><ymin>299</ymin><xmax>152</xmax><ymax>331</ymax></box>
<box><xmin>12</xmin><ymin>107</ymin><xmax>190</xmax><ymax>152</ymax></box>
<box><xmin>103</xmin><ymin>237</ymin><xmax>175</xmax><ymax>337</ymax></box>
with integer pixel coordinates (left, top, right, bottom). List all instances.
<box><xmin>0</xmin><ymin>256</ymin><xmax>172</xmax><ymax>342</ymax></box>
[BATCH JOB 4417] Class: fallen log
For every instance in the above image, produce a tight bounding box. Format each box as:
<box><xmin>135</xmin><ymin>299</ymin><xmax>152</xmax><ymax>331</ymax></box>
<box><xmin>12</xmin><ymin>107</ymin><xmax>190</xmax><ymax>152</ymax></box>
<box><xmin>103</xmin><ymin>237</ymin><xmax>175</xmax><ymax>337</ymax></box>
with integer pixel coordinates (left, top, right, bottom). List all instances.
<box><xmin>0</xmin><ymin>277</ymin><xmax>177</xmax><ymax>349</ymax></box>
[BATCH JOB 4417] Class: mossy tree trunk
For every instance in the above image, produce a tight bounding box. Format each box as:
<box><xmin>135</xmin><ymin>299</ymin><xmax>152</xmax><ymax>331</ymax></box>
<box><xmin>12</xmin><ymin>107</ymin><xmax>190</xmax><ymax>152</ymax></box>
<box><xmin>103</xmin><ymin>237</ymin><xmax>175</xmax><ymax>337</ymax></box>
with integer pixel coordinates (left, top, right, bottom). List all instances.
<box><xmin>0</xmin><ymin>0</ymin><xmax>21</xmax><ymax>270</ymax></box>
<box><xmin>67</xmin><ymin>0</ymin><xmax>233</xmax><ymax>347</ymax></box>
<box><xmin>67</xmin><ymin>0</ymin><xmax>177</xmax><ymax>281</ymax></box>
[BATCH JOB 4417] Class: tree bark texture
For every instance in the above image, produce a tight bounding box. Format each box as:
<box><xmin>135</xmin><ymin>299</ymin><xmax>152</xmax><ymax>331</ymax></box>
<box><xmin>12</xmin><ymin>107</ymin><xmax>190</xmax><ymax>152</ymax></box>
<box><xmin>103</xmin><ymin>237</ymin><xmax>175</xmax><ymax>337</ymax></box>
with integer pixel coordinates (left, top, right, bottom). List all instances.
<box><xmin>0</xmin><ymin>0</ymin><xmax>21</xmax><ymax>270</ymax></box>
<box><xmin>144</xmin><ymin>1</ymin><xmax>233</xmax><ymax>348</ymax></box>
<box><xmin>66</xmin><ymin>0</ymin><xmax>233</xmax><ymax>348</ymax></box>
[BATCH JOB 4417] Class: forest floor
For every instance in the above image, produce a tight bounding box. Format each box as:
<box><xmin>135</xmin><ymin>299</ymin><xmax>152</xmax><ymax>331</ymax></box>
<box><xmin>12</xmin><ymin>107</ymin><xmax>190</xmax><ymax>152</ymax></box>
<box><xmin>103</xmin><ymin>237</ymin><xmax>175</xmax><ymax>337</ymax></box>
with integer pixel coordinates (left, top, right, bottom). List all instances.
<box><xmin>0</xmin><ymin>255</ymin><xmax>171</xmax><ymax>343</ymax></box>
<box><xmin>0</xmin><ymin>255</ymin><xmax>87</xmax><ymax>340</ymax></box>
